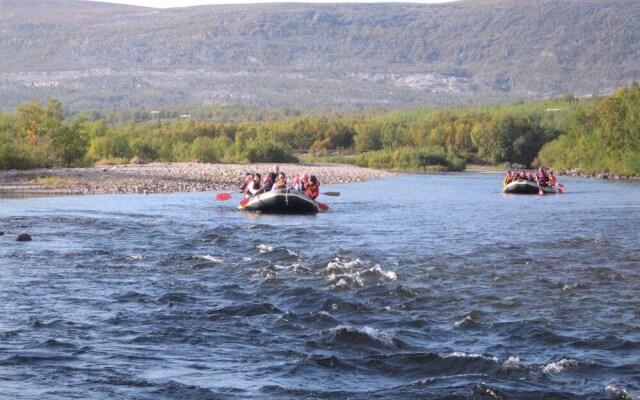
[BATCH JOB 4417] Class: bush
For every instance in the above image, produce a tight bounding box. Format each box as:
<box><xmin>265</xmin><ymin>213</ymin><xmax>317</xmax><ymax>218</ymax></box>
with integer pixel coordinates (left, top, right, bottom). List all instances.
<box><xmin>354</xmin><ymin>147</ymin><xmax>465</xmax><ymax>171</ymax></box>
<box><xmin>245</xmin><ymin>141</ymin><xmax>299</xmax><ymax>163</ymax></box>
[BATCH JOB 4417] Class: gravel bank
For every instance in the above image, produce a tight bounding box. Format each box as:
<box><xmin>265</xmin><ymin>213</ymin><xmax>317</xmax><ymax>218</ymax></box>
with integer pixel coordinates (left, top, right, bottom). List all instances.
<box><xmin>0</xmin><ymin>162</ymin><xmax>396</xmax><ymax>196</ymax></box>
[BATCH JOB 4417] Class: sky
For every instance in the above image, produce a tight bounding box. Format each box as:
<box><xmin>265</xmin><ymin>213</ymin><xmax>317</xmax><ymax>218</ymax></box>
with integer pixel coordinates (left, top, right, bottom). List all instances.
<box><xmin>86</xmin><ymin>0</ymin><xmax>459</xmax><ymax>8</ymax></box>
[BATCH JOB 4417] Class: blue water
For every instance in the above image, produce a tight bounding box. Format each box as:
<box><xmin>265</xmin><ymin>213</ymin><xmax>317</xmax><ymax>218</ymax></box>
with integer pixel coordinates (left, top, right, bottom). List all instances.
<box><xmin>1</xmin><ymin>173</ymin><xmax>639</xmax><ymax>399</ymax></box>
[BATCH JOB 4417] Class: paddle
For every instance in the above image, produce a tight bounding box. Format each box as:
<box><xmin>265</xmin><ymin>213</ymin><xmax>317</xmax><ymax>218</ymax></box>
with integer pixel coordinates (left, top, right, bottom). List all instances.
<box><xmin>215</xmin><ymin>192</ymin><xmax>233</xmax><ymax>201</ymax></box>
<box><xmin>238</xmin><ymin>197</ymin><xmax>250</xmax><ymax>208</ymax></box>
<box><xmin>317</xmin><ymin>202</ymin><xmax>329</xmax><ymax>211</ymax></box>
<box><xmin>321</xmin><ymin>191</ymin><xmax>340</xmax><ymax>197</ymax></box>
<box><xmin>535</xmin><ymin>176</ymin><xmax>544</xmax><ymax>195</ymax></box>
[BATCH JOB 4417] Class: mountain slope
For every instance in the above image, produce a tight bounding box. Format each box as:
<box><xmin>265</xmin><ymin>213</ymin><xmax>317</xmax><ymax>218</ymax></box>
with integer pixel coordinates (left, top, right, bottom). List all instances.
<box><xmin>0</xmin><ymin>0</ymin><xmax>638</xmax><ymax>110</ymax></box>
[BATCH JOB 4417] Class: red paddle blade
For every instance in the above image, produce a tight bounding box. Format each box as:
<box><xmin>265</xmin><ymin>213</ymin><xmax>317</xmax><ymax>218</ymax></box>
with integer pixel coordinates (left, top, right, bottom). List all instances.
<box><xmin>238</xmin><ymin>197</ymin><xmax>250</xmax><ymax>208</ymax></box>
<box><xmin>317</xmin><ymin>202</ymin><xmax>329</xmax><ymax>211</ymax></box>
<box><xmin>215</xmin><ymin>193</ymin><xmax>233</xmax><ymax>201</ymax></box>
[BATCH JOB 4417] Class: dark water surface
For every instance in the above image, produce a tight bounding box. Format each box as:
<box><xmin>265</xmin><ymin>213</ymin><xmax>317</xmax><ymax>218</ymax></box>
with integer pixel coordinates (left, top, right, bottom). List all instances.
<box><xmin>1</xmin><ymin>173</ymin><xmax>639</xmax><ymax>400</ymax></box>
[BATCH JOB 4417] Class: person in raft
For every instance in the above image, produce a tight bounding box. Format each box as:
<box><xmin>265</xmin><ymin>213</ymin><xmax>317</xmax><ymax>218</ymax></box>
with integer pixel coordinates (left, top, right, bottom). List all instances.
<box><xmin>263</xmin><ymin>164</ymin><xmax>280</xmax><ymax>191</ymax></box>
<box><xmin>271</xmin><ymin>172</ymin><xmax>287</xmax><ymax>191</ymax></box>
<box><xmin>246</xmin><ymin>173</ymin><xmax>262</xmax><ymax>197</ymax></box>
<box><xmin>535</xmin><ymin>167</ymin><xmax>549</xmax><ymax>187</ymax></box>
<box><xmin>240</xmin><ymin>173</ymin><xmax>253</xmax><ymax>192</ymax></box>
<box><xmin>300</xmin><ymin>173</ymin><xmax>310</xmax><ymax>188</ymax></box>
<box><xmin>263</xmin><ymin>171</ymin><xmax>277</xmax><ymax>192</ymax></box>
<box><xmin>548</xmin><ymin>170</ymin><xmax>557</xmax><ymax>186</ymax></box>
<box><xmin>527</xmin><ymin>171</ymin><xmax>536</xmax><ymax>182</ymax></box>
<box><xmin>503</xmin><ymin>170</ymin><xmax>513</xmax><ymax>186</ymax></box>
<box><xmin>290</xmin><ymin>175</ymin><xmax>304</xmax><ymax>191</ymax></box>
<box><xmin>304</xmin><ymin>175</ymin><xmax>320</xmax><ymax>199</ymax></box>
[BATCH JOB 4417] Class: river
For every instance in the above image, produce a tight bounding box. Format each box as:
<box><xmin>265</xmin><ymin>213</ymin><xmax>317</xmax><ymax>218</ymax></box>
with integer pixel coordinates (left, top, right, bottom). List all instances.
<box><xmin>1</xmin><ymin>173</ymin><xmax>639</xmax><ymax>399</ymax></box>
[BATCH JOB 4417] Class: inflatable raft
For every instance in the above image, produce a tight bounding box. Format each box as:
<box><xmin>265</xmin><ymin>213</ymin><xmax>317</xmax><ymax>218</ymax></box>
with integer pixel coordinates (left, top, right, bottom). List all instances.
<box><xmin>502</xmin><ymin>180</ymin><xmax>560</xmax><ymax>194</ymax></box>
<box><xmin>238</xmin><ymin>189</ymin><xmax>322</xmax><ymax>213</ymax></box>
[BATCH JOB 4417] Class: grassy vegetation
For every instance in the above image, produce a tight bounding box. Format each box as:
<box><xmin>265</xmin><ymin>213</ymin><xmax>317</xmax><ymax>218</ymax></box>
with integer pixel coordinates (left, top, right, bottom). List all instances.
<box><xmin>35</xmin><ymin>176</ymin><xmax>72</xmax><ymax>188</ymax></box>
<box><xmin>1</xmin><ymin>83</ymin><xmax>638</xmax><ymax>176</ymax></box>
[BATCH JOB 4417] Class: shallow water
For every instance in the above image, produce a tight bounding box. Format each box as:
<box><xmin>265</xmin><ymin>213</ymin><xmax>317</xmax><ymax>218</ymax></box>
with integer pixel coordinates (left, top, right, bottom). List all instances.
<box><xmin>1</xmin><ymin>173</ymin><xmax>639</xmax><ymax>399</ymax></box>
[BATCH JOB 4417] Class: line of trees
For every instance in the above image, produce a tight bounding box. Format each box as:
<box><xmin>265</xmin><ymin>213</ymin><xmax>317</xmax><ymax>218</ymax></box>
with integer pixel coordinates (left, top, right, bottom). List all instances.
<box><xmin>537</xmin><ymin>82</ymin><xmax>640</xmax><ymax>175</ymax></box>
<box><xmin>1</xmin><ymin>83</ymin><xmax>638</xmax><ymax>176</ymax></box>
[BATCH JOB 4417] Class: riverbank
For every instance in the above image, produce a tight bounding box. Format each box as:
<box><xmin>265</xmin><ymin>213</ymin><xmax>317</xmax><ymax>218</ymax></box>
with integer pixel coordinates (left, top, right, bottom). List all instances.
<box><xmin>0</xmin><ymin>162</ymin><xmax>396</xmax><ymax>196</ymax></box>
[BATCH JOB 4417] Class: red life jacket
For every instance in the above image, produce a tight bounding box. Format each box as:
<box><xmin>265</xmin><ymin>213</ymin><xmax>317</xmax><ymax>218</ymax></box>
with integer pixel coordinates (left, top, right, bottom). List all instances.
<box><xmin>241</xmin><ymin>175</ymin><xmax>253</xmax><ymax>193</ymax></box>
<box><xmin>536</xmin><ymin>171</ymin><xmax>547</xmax><ymax>185</ymax></box>
<box><xmin>305</xmin><ymin>181</ymin><xmax>320</xmax><ymax>199</ymax></box>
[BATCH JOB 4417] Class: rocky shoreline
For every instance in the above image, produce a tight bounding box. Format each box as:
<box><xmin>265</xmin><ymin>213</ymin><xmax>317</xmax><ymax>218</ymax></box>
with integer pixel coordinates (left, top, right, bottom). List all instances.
<box><xmin>557</xmin><ymin>169</ymin><xmax>639</xmax><ymax>180</ymax></box>
<box><xmin>0</xmin><ymin>162</ymin><xmax>396</xmax><ymax>196</ymax></box>
<box><xmin>1</xmin><ymin>163</ymin><xmax>636</xmax><ymax>197</ymax></box>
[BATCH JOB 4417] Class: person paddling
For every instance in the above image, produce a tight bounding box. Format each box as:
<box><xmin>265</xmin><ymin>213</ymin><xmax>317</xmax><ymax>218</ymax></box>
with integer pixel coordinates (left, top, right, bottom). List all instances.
<box><xmin>535</xmin><ymin>167</ymin><xmax>548</xmax><ymax>187</ymax></box>
<box><xmin>246</xmin><ymin>173</ymin><xmax>262</xmax><ymax>197</ymax></box>
<box><xmin>240</xmin><ymin>173</ymin><xmax>253</xmax><ymax>193</ymax></box>
<box><xmin>548</xmin><ymin>170</ymin><xmax>557</xmax><ymax>186</ymax></box>
<box><xmin>304</xmin><ymin>175</ymin><xmax>320</xmax><ymax>199</ymax></box>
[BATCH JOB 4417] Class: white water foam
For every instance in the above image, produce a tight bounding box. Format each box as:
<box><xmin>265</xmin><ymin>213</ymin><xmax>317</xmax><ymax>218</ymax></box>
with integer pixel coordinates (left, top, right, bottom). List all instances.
<box><xmin>368</xmin><ymin>264</ymin><xmax>398</xmax><ymax>281</ymax></box>
<box><xmin>326</xmin><ymin>257</ymin><xmax>398</xmax><ymax>289</ymax></box>
<box><xmin>333</xmin><ymin>278</ymin><xmax>350</xmax><ymax>288</ymax></box>
<box><xmin>327</xmin><ymin>257</ymin><xmax>364</xmax><ymax>272</ymax></box>
<box><xmin>543</xmin><ymin>358</ymin><xmax>579</xmax><ymax>374</ymax></box>
<box><xmin>453</xmin><ymin>315</ymin><xmax>473</xmax><ymax>327</ymax></box>
<box><xmin>192</xmin><ymin>255</ymin><xmax>223</xmax><ymax>263</ymax></box>
<box><xmin>328</xmin><ymin>272</ymin><xmax>364</xmax><ymax>288</ymax></box>
<box><xmin>480</xmin><ymin>385</ymin><xmax>506</xmax><ymax>400</ymax></box>
<box><xmin>502</xmin><ymin>356</ymin><xmax>523</xmax><ymax>369</ymax></box>
<box><xmin>444</xmin><ymin>352</ymin><xmax>499</xmax><ymax>362</ymax></box>
<box><xmin>257</xmin><ymin>244</ymin><xmax>274</xmax><ymax>253</ymax></box>
<box><xmin>361</xmin><ymin>326</ymin><xmax>398</xmax><ymax>348</ymax></box>
<box><xmin>328</xmin><ymin>325</ymin><xmax>399</xmax><ymax>348</ymax></box>
<box><xmin>606</xmin><ymin>385</ymin><xmax>640</xmax><ymax>400</ymax></box>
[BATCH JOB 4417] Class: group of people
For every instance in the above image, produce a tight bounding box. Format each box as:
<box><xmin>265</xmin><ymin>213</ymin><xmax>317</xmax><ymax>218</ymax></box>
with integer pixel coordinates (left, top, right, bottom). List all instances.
<box><xmin>239</xmin><ymin>165</ymin><xmax>321</xmax><ymax>199</ymax></box>
<box><xmin>503</xmin><ymin>167</ymin><xmax>557</xmax><ymax>187</ymax></box>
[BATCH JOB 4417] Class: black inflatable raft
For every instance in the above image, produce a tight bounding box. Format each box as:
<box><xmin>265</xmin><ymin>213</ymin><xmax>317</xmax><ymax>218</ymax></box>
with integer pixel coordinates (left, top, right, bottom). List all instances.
<box><xmin>502</xmin><ymin>180</ymin><xmax>560</xmax><ymax>194</ymax></box>
<box><xmin>238</xmin><ymin>189</ymin><xmax>321</xmax><ymax>213</ymax></box>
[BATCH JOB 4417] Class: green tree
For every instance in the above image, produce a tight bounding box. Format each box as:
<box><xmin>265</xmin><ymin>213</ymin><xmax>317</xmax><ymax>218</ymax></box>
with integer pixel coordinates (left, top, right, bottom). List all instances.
<box><xmin>354</xmin><ymin>123</ymin><xmax>382</xmax><ymax>152</ymax></box>
<box><xmin>49</xmin><ymin>117</ymin><xmax>90</xmax><ymax>167</ymax></box>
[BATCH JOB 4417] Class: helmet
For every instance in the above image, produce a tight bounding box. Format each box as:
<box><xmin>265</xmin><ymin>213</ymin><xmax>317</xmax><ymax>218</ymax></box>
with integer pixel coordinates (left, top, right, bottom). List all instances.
<box><xmin>293</xmin><ymin>176</ymin><xmax>300</xmax><ymax>184</ymax></box>
<box><xmin>310</xmin><ymin>175</ymin><xmax>317</xmax><ymax>183</ymax></box>
<box><xmin>301</xmin><ymin>173</ymin><xmax>309</xmax><ymax>181</ymax></box>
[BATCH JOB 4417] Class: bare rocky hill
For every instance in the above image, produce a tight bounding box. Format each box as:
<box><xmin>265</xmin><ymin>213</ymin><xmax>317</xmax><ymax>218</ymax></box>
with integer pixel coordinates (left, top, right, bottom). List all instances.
<box><xmin>0</xmin><ymin>0</ymin><xmax>638</xmax><ymax>111</ymax></box>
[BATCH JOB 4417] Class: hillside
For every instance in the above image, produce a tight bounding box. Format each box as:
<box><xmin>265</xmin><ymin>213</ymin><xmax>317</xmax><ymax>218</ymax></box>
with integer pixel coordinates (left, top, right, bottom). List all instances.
<box><xmin>0</xmin><ymin>0</ymin><xmax>638</xmax><ymax>111</ymax></box>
